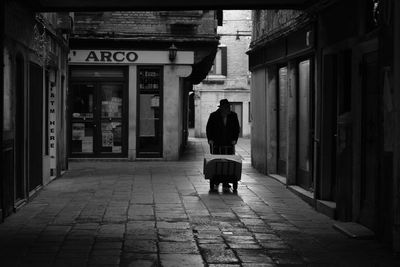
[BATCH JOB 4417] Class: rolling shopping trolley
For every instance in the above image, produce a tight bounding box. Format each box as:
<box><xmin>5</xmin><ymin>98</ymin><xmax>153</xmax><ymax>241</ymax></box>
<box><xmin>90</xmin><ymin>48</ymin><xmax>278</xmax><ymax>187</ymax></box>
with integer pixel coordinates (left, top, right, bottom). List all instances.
<box><xmin>203</xmin><ymin>145</ymin><xmax>242</xmax><ymax>192</ymax></box>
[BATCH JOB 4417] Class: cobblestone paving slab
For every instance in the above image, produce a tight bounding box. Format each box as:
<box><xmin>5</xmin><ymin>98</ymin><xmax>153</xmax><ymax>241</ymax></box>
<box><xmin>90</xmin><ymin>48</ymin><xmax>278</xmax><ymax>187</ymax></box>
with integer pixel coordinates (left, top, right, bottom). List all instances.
<box><xmin>0</xmin><ymin>139</ymin><xmax>399</xmax><ymax>266</ymax></box>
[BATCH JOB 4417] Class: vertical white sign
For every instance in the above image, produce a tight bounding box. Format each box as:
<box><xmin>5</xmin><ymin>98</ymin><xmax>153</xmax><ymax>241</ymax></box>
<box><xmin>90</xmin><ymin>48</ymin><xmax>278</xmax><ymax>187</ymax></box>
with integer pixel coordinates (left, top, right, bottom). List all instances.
<box><xmin>49</xmin><ymin>84</ymin><xmax>57</xmax><ymax>173</ymax></box>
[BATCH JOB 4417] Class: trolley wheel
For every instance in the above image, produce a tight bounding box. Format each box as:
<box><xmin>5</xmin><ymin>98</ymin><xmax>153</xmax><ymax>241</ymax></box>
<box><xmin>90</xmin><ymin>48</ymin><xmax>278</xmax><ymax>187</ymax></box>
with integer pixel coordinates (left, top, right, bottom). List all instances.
<box><xmin>210</xmin><ymin>179</ymin><xmax>217</xmax><ymax>191</ymax></box>
<box><xmin>233</xmin><ymin>181</ymin><xmax>238</xmax><ymax>191</ymax></box>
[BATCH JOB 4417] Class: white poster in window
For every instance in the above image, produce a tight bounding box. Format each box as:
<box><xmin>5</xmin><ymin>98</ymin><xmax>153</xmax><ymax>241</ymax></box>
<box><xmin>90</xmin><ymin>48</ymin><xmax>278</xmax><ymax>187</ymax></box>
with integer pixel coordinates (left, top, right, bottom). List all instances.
<box><xmin>112</xmin><ymin>146</ymin><xmax>122</xmax><ymax>153</ymax></box>
<box><xmin>82</xmin><ymin>137</ymin><xmax>93</xmax><ymax>153</ymax></box>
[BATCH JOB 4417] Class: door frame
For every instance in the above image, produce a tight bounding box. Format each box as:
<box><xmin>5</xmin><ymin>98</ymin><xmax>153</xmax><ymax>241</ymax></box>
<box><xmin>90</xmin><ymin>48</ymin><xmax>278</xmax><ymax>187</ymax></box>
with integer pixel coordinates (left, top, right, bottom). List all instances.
<box><xmin>136</xmin><ymin>65</ymin><xmax>164</xmax><ymax>158</ymax></box>
<box><xmin>352</xmin><ymin>39</ymin><xmax>379</xmax><ymax>222</ymax></box>
<box><xmin>353</xmin><ymin>39</ymin><xmax>380</xmax><ymax>228</ymax></box>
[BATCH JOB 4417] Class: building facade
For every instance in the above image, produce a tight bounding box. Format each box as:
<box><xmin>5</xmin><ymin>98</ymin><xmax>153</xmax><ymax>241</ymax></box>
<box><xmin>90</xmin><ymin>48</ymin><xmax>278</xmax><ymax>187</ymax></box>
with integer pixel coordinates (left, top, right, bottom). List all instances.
<box><xmin>1</xmin><ymin>1</ymin><xmax>70</xmax><ymax>220</ymax></box>
<box><xmin>193</xmin><ymin>10</ymin><xmax>252</xmax><ymax>139</ymax></box>
<box><xmin>248</xmin><ymin>0</ymin><xmax>400</xmax><ymax>250</ymax></box>
<box><xmin>69</xmin><ymin>11</ymin><xmax>219</xmax><ymax>160</ymax></box>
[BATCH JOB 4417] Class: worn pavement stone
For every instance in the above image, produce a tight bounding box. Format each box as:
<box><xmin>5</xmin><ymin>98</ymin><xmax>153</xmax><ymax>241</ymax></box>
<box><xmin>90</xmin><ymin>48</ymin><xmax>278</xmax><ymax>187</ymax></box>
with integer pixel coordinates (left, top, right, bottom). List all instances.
<box><xmin>0</xmin><ymin>138</ymin><xmax>399</xmax><ymax>266</ymax></box>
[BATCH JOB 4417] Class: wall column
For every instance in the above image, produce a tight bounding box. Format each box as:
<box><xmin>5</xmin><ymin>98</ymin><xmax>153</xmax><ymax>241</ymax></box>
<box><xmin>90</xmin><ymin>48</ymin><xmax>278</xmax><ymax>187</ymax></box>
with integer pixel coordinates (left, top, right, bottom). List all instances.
<box><xmin>163</xmin><ymin>65</ymin><xmax>191</xmax><ymax>160</ymax></box>
<box><xmin>128</xmin><ymin>65</ymin><xmax>137</xmax><ymax>160</ymax></box>
<box><xmin>250</xmin><ymin>67</ymin><xmax>267</xmax><ymax>173</ymax></box>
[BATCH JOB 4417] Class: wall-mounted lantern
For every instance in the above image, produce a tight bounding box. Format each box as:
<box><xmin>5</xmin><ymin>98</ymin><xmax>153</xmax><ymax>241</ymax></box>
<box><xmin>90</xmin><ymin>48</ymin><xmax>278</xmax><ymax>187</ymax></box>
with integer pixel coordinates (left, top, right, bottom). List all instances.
<box><xmin>168</xmin><ymin>43</ymin><xmax>177</xmax><ymax>62</ymax></box>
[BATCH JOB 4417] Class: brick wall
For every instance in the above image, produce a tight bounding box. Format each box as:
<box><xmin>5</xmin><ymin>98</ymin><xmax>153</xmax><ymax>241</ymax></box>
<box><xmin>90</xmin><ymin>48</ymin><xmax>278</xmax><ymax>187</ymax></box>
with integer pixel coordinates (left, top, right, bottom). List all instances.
<box><xmin>252</xmin><ymin>10</ymin><xmax>304</xmax><ymax>43</ymax></box>
<box><xmin>73</xmin><ymin>11</ymin><xmax>217</xmax><ymax>37</ymax></box>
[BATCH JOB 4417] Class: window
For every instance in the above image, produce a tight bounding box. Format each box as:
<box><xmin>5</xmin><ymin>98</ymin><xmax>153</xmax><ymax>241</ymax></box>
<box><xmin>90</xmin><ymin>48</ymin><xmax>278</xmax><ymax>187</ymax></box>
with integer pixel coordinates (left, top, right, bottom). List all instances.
<box><xmin>248</xmin><ymin>102</ymin><xmax>252</xmax><ymax>122</ymax></box>
<box><xmin>209</xmin><ymin>46</ymin><xmax>227</xmax><ymax>76</ymax></box>
<box><xmin>230</xmin><ymin>102</ymin><xmax>243</xmax><ymax>137</ymax></box>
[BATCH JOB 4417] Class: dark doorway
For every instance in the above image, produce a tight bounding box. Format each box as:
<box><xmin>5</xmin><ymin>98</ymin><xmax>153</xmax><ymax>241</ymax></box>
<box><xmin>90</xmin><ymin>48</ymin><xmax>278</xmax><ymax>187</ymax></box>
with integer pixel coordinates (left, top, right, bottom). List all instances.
<box><xmin>188</xmin><ymin>92</ymin><xmax>194</xmax><ymax>128</ymax></box>
<box><xmin>359</xmin><ymin>51</ymin><xmax>380</xmax><ymax>231</ymax></box>
<box><xmin>28</xmin><ymin>62</ymin><xmax>43</xmax><ymax>192</ymax></box>
<box><xmin>320</xmin><ymin>54</ymin><xmax>337</xmax><ymax>202</ymax></box>
<box><xmin>335</xmin><ymin>50</ymin><xmax>353</xmax><ymax>221</ymax></box>
<box><xmin>137</xmin><ymin>66</ymin><xmax>163</xmax><ymax>158</ymax></box>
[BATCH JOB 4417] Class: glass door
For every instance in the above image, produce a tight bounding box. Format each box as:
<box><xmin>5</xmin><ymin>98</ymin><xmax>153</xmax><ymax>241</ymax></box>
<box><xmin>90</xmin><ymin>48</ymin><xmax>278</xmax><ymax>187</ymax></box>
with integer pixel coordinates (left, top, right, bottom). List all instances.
<box><xmin>137</xmin><ymin>67</ymin><xmax>163</xmax><ymax>158</ymax></box>
<box><xmin>70</xmin><ymin>82</ymin><xmax>126</xmax><ymax>157</ymax></box>
<box><xmin>100</xmin><ymin>83</ymin><xmax>124</xmax><ymax>154</ymax></box>
<box><xmin>71</xmin><ymin>83</ymin><xmax>96</xmax><ymax>155</ymax></box>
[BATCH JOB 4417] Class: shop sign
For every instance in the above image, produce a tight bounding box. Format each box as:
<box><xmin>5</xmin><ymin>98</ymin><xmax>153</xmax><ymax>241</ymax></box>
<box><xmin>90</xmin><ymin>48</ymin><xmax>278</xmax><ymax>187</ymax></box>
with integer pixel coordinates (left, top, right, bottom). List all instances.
<box><xmin>49</xmin><ymin>83</ymin><xmax>56</xmax><ymax>173</ymax></box>
<box><xmin>85</xmin><ymin>50</ymin><xmax>138</xmax><ymax>63</ymax></box>
<box><xmin>69</xmin><ymin>50</ymin><xmax>195</xmax><ymax>65</ymax></box>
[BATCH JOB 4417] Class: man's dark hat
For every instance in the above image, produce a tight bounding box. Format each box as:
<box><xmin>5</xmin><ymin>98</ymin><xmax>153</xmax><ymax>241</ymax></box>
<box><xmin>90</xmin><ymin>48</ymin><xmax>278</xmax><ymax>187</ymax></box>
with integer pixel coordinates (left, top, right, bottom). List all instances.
<box><xmin>218</xmin><ymin>99</ymin><xmax>230</xmax><ymax>107</ymax></box>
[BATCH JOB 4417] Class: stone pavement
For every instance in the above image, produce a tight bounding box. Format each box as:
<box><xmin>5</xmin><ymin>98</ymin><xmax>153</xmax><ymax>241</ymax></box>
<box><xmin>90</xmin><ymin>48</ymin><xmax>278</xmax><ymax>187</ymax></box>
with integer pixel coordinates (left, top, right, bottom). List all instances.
<box><xmin>0</xmin><ymin>137</ymin><xmax>399</xmax><ymax>267</ymax></box>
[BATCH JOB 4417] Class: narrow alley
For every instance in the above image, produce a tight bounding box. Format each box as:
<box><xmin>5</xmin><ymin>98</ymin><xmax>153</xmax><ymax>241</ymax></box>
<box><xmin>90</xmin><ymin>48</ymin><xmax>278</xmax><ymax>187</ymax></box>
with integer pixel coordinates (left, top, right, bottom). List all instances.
<box><xmin>0</xmin><ymin>137</ymin><xmax>398</xmax><ymax>267</ymax></box>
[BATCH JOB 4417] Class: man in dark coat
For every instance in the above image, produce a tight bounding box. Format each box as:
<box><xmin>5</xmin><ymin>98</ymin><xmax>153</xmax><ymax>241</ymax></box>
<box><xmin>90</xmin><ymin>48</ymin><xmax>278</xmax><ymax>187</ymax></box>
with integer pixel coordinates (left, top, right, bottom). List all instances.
<box><xmin>206</xmin><ymin>99</ymin><xmax>240</xmax><ymax>155</ymax></box>
<box><xmin>206</xmin><ymin>99</ymin><xmax>240</xmax><ymax>191</ymax></box>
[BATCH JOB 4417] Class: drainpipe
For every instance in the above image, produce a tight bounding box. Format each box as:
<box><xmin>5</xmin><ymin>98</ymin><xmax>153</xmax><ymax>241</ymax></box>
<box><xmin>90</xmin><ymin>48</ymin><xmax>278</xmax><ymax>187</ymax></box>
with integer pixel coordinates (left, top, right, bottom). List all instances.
<box><xmin>393</xmin><ymin>0</ymin><xmax>400</xmax><ymax>253</ymax></box>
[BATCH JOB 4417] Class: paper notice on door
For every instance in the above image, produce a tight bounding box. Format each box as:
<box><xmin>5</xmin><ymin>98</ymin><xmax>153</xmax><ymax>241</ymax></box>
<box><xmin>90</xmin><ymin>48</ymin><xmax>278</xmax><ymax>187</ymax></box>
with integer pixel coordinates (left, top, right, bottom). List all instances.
<box><xmin>82</xmin><ymin>137</ymin><xmax>93</xmax><ymax>153</ymax></box>
<box><xmin>102</xmin><ymin>131</ymin><xmax>113</xmax><ymax>147</ymax></box>
<box><xmin>112</xmin><ymin>146</ymin><xmax>121</xmax><ymax>153</ymax></box>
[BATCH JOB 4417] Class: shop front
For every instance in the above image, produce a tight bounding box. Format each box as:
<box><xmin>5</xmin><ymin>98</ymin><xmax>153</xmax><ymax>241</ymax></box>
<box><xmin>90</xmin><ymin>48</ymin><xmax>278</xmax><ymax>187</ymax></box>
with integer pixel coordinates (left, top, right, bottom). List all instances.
<box><xmin>68</xmin><ymin>49</ymin><xmax>194</xmax><ymax>160</ymax></box>
<box><xmin>70</xmin><ymin>66</ymin><xmax>127</xmax><ymax>157</ymax></box>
